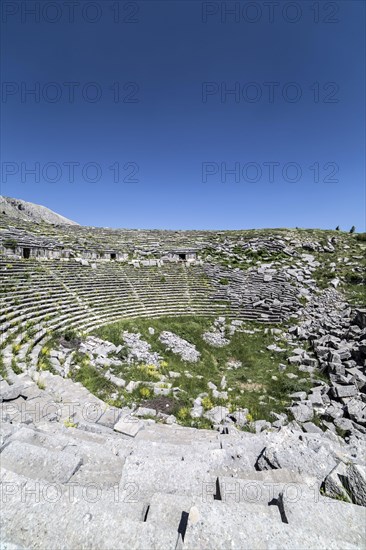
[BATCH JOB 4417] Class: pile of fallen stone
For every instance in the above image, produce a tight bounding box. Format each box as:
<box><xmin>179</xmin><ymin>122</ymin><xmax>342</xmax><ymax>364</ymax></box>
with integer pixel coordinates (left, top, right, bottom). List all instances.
<box><xmin>46</xmin><ymin>346</ymin><xmax>73</xmax><ymax>377</ymax></box>
<box><xmin>202</xmin><ymin>317</ymin><xmax>252</xmax><ymax>347</ymax></box>
<box><xmin>299</xmin><ymin>236</ymin><xmax>336</xmax><ymax>253</ymax></box>
<box><xmin>39</xmin><ymin>337</ymin><xmax>122</xmax><ymax>379</ymax></box>
<box><xmin>205</xmin><ymin>264</ymin><xmax>301</xmax><ymax>322</ymax></box>
<box><xmin>256</xmin><ymin>424</ymin><xmax>366</xmax><ymax>505</ymax></box>
<box><xmin>239</xmin><ymin>237</ymin><xmax>291</xmax><ymax>255</ymax></box>
<box><xmin>80</xmin><ymin>336</ymin><xmax>122</xmax><ymax>365</ymax></box>
<box><xmin>159</xmin><ymin>331</ymin><xmax>200</xmax><ymax>362</ymax></box>
<box><xmin>122</xmin><ymin>331</ymin><xmax>161</xmax><ymax>367</ymax></box>
<box><xmin>281</xmin><ymin>291</ymin><xmax>366</xmax><ymax>439</ymax></box>
<box><xmin>202</xmin><ymin>317</ymin><xmax>230</xmax><ymax>347</ymax></box>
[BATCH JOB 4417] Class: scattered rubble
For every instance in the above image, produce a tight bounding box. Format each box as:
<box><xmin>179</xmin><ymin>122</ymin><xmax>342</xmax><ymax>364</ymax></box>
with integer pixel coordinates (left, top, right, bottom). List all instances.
<box><xmin>159</xmin><ymin>331</ymin><xmax>200</xmax><ymax>362</ymax></box>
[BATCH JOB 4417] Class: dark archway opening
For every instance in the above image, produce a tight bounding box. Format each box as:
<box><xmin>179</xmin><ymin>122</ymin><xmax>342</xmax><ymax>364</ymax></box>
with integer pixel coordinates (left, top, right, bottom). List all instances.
<box><xmin>23</xmin><ymin>248</ymin><xmax>31</xmax><ymax>259</ymax></box>
<box><xmin>178</xmin><ymin>253</ymin><xmax>186</xmax><ymax>261</ymax></box>
<box><xmin>110</xmin><ymin>253</ymin><xmax>116</xmax><ymax>260</ymax></box>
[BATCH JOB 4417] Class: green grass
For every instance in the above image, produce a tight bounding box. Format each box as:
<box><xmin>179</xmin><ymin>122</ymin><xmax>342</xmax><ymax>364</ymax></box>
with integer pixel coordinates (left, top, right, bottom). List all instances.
<box><xmin>201</xmin><ymin>245</ymin><xmax>293</xmax><ymax>271</ymax></box>
<box><xmin>92</xmin><ymin>316</ymin><xmax>320</xmax><ymax>425</ymax></box>
<box><xmin>0</xmin><ymin>354</ymin><xmax>7</xmax><ymax>380</ymax></box>
<box><xmin>70</xmin><ymin>357</ymin><xmax>116</xmax><ymax>401</ymax></box>
<box><xmin>311</xmin><ymin>238</ymin><xmax>366</xmax><ymax>306</ymax></box>
<box><xmin>11</xmin><ymin>358</ymin><xmax>23</xmax><ymax>375</ymax></box>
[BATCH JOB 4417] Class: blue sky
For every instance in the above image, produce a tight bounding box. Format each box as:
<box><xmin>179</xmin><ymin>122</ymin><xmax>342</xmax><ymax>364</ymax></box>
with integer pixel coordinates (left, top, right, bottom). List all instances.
<box><xmin>1</xmin><ymin>0</ymin><xmax>365</xmax><ymax>230</ymax></box>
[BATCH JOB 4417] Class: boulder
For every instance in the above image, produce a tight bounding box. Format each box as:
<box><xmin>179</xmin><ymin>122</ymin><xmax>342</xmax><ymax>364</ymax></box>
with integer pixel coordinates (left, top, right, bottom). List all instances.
<box><xmin>113</xmin><ymin>417</ymin><xmax>144</xmax><ymax>437</ymax></box>
<box><xmin>323</xmin><ymin>462</ymin><xmax>350</xmax><ymax>502</ymax></box>
<box><xmin>289</xmin><ymin>403</ymin><xmax>313</xmax><ymax>423</ymax></box>
<box><xmin>228</xmin><ymin>409</ymin><xmax>248</xmax><ymax>428</ymax></box>
<box><xmin>204</xmin><ymin>406</ymin><xmax>229</xmax><ymax>424</ymax></box>
<box><xmin>346</xmin><ymin>398</ymin><xmax>366</xmax><ymax>426</ymax></box>
<box><xmin>134</xmin><ymin>407</ymin><xmax>157</xmax><ymax>417</ymax></box>
<box><xmin>256</xmin><ymin>431</ymin><xmax>338</xmax><ymax>482</ymax></box>
<box><xmin>334</xmin><ymin>384</ymin><xmax>358</xmax><ymax>399</ymax></box>
<box><xmin>344</xmin><ymin>463</ymin><xmax>366</xmax><ymax>506</ymax></box>
<box><xmin>353</xmin><ymin>309</ymin><xmax>366</xmax><ymax>329</ymax></box>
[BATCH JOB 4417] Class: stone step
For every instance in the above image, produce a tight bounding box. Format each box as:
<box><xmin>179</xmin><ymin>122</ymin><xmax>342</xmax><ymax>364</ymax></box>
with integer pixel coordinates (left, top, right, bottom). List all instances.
<box><xmin>119</xmin><ymin>453</ymin><xmax>218</xmax><ymax>501</ymax></box>
<box><xmin>146</xmin><ymin>491</ymin><xmax>280</xmax><ymax>536</ymax></box>
<box><xmin>1</xmin><ymin>468</ymin><xmax>177</xmax><ymax>550</ymax></box>
<box><xmin>135</xmin><ymin>431</ymin><xmax>221</xmax><ymax>450</ymax></box>
<box><xmin>6</xmin><ymin>417</ymin><xmax>112</xmax><ymax>447</ymax></box>
<box><xmin>4</xmin><ymin>425</ymin><xmax>126</xmax><ymax>488</ymax></box>
<box><xmin>182</xmin><ymin>498</ymin><xmax>360</xmax><ymax>549</ymax></box>
<box><xmin>135</xmin><ymin>423</ymin><xmax>221</xmax><ymax>447</ymax></box>
<box><xmin>219</xmin><ymin>467</ymin><xmax>317</xmax><ymax>487</ymax></box>
<box><xmin>126</xmin><ymin>443</ymin><xmax>239</xmax><ymax>483</ymax></box>
<box><xmin>217</xmin><ymin>474</ymin><xmax>312</xmax><ymax>509</ymax></box>
<box><xmin>281</xmin><ymin>484</ymin><xmax>366</xmax><ymax>548</ymax></box>
<box><xmin>131</xmin><ymin>439</ymin><xmax>225</xmax><ymax>462</ymax></box>
<box><xmin>0</xmin><ymin>440</ymin><xmax>82</xmax><ymax>484</ymax></box>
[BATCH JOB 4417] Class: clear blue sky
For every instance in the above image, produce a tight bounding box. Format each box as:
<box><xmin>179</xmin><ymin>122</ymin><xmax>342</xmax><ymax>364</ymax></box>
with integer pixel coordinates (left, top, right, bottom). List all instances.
<box><xmin>1</xmin><ymin>0</ymin><xmax>365</xmax><ymax>230</ymax></box>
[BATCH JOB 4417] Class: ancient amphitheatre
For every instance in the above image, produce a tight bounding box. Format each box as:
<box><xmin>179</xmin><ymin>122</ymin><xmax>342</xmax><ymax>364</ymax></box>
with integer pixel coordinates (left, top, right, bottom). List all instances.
<box><xmin>0</xmin><ymin>196</ymin><xmax>365</xmax><ymax>549</ymax></box>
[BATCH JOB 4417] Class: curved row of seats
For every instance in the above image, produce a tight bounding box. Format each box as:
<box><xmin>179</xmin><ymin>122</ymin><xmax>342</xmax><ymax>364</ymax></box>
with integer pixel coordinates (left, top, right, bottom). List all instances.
<box><xmin>0</xmin><ymin>260</ymin><xmax>227</xmax><ymax>374</ymax></box>
<box><xmin>0</xmin><ymin>258</ymin><xmax>300</xmax><ymax>378</ymax></box>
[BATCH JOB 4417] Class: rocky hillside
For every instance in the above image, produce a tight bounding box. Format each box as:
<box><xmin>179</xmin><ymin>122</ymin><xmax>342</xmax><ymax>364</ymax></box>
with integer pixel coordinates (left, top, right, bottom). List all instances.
<box><xmin>0</xmin><ymin>196</ymin><xmax>78</xmax><ymax>226</ymax></box>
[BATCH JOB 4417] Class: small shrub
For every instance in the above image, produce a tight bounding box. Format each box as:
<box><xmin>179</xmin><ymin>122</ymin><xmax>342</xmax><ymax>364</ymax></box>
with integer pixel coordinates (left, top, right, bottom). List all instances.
<box><xmin>177</xmin><ymin>407</ymin><xmax>190</xmax><ymax>420</ymax></box>
<box><xmin>64</xmin><ymin>418</ymin><xmax>77</xmax><ymax>428</ymax></box>
<box><xmin>11</xmin><ymin>358</ymin><xmax>22</xmax><ymax>375</ymax></box>
<box><xmin>64</xmin><ymin>329</ymin><xmax>79</xmax><ymax>342</ymax></box>
<box><xmin>201</xmin><ymin>396</ymin><xmax>213</xmax><ymax>410</ymax></box>
<box><xmin>40</xmin><ymin>346</ymin><xmax>50</xmax><ymax>357</ymax></box>
<box><xmin>345</xmin><ymin>272</ymin><xmax>364</xmax><ymax>285</ymax></box>
<box><xmin>139</xmin><ymin>387</ymin><xmax>151</xmax><ymax>399</ymax></box>
<box><xmin>137</xmin><ymin>363</ymin><xmax>161</xmax><ymax>380</ymax></box>
<box><xmin>38</xmin><ymin>361</ymin><xmax>48</xmax><ymax>371</ymax></box>
<box><xmin>12</xmin><ymin>343</ymin><xmax>21</xmax><ymax>355</ymax></box>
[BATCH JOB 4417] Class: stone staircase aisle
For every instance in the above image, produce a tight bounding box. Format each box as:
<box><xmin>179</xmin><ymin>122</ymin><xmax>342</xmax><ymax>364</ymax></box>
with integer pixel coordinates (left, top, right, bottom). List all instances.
<box><xmin>1</xmin><ymin>372</ymin><xmax>365</xmax><ymax>550</ymax></box>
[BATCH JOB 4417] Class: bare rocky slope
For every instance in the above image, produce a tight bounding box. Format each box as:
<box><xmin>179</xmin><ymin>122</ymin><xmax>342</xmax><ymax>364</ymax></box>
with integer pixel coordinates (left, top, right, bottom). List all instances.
<box><xmin>0</xmin><ymin>196</ymin><xmax>78</xmax><ymax>226</ymax></box>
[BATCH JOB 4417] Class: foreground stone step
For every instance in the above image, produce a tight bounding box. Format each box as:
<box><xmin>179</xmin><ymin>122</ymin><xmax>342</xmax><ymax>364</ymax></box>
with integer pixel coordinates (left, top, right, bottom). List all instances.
<box><xmin>219</xmin><ymin>467</ymin><xmax>317</xmax><ymax>487</ymax></box>
<box><xmin>183</xmin><ymin>504</ymin><xmax>360</xmax><ymax>550</ymax></box>
<box><xmin>216</xmin><ymin>474</ymin><xmax>313</xmax><ymax>509</ymax></box>
<box><xmin>131</xmin><ymin>439</ymin><xmax>230</xmax><ymax>466</ymax></box>
<box><xmin>135</xmin><ymin>423</ymin><xmax>221</xmax><ymax>448</ymax></box>
<box><xmin>219</xmin><ymin>430</ymin><xmax>270</xmax><ymax>469</ymax></box>
<box><xmin>120</xmin><ymin>454</ymin><xmax>219</xmax><ymax>501</ymax></box>
<box><xmin>146</xmin><ymin>491</ymin><xmax>281</xmax><ymax>537</ymax></box>
<box><xmin>127</xmin><ymin>442</ymin><xmax>256</xmax><ymax>489</ymax></box>
<box><xmin>0</xmin><ymin>441</ymin><xmax>82</xmax><ymax>484</ymax></box>
<box><xmin>4</xmin><ymin>425</ymin><xmax>126</xmax><ymax>489</ymax></box>
<box><xmin>281</xmin><ymin>485</ymin><xmax>366</xmax><ymax>548</ymax></box>
<box><xmin>147</xmin><ymin>492</ymin><xmax>194</xmax><ymax>534</ymax></box>
<box><xmin>1</xmin><ymin>469</ymin><xmax>176</xmax><ymax>550</ymax></box>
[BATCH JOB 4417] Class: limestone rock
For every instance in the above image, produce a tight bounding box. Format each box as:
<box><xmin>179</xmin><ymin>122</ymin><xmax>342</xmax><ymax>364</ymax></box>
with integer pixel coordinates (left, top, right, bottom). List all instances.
<box><xmin>113</xmin><ymin>417</ymin><xmax>144</xmax><ymax>437</ymax></box>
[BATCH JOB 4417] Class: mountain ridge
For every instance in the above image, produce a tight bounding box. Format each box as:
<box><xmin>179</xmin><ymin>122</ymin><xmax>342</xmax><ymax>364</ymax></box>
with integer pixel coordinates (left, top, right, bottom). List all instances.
<box><xmin>0</xmin><ymin>196</ymin><xmax>78</xmax><ymax>226</ymax></box>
